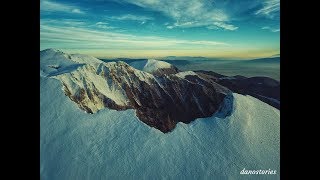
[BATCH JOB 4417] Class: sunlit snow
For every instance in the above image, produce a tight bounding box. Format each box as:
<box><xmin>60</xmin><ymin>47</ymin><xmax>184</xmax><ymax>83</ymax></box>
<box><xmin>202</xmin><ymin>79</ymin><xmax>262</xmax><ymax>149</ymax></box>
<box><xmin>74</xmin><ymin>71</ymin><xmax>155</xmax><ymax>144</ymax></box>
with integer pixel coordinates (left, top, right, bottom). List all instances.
<box><xmin>40</xmin><ymin>50</ymin><xmax>280</xmax><ymax>179</ymax></box>
<box><xmin>130</xmin><ymin>59</ymin><xmax>172</xmax><ymax>73</ymax></box>
<box><xmin>41</xmin><ymin>76</ymin><xmax>280</xmax><ymax>180</ymax></box>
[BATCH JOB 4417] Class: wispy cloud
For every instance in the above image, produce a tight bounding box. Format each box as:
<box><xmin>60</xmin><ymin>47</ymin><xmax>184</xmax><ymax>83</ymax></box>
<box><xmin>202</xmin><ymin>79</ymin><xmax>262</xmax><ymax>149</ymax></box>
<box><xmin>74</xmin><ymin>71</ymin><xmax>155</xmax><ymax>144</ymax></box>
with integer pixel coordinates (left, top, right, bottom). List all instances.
<box><xmin>212</xmin><ymin>22</ymin><xmax>238</xmax><ymax>31</ymax></box>
<box><xmin>41</xmin><ymin>18</ymin><xmax>117</xmax><ymax>30</ymax></box>
<box><xmin>40</xmin><ymin>23</ymin><xmax>229</xmax><ymax>51</ymax></box>
<box><xmin>115</xmin><ymin>0</ymin><xmax>279</xmax><ymax>30</ymax></box>
<box><xmin>96</xmin><ymin>22</ymin><xmax>108</xmax><ymax>25</ymax></box>
<box><xmin>118</xmin><ymin>0</ymin><xmax>234</xmax><ymax>30</ymax></box>
<box><xmin>40</xmin><ymin>0</ymin><xmax>85</xmax><ymax>14</ymax></box>
<box><xmin>109</xmin><ymin>14</ymin><xmax>153</xmax><ymax>24</ymax></box>
<box><xmin>94</xmin><ymin>22</ymin><xmax>116</xmax><ymax>29</ymax></box>
<box><xmin>167</xmin><ymin>21</ymin><xmax>238</xmax><ymax>31</ymax></box>
<box><xmin>255</xmin><ymin>0</ymin><xmax>280</xmax><ymax>19</ymax></box>
<box><xmin>41</xmin><ymin>19</ymin><xmax>86</xmax><ymax>26</ymax></box>
<box><xmin>262</xmin><ymin>26</ymin><xmax>280</xmax><ymax>32</ymax></box>
<box><xmin>40</xmin><ymin>0</ymin><xmax>279</xmax><ymax>58</ymax></box>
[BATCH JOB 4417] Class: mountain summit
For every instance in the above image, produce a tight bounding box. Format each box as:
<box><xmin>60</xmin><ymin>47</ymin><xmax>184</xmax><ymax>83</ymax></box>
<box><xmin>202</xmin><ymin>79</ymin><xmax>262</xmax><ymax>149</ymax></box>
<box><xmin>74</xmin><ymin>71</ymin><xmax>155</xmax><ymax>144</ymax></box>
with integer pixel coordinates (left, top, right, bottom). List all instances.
<box><xmin>40</xmin><ymin>49</ymin><xmax>232</xmax><ymax>132</ymax></box>
<box><xmin>130</xmin><ymin>59</ymin><xmax>179</xmax><ymax>76</ymax></box>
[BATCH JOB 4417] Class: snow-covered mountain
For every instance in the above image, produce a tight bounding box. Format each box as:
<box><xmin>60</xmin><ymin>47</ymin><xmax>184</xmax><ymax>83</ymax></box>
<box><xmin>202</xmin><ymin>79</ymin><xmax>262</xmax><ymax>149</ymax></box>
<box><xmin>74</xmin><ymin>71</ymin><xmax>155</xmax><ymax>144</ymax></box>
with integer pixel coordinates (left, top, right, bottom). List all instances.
<box><xmin>40</xmin><ymin>48</ymin><xmax>103</xmax><ymax>77</ymax></box>
<box><xmin>129</xmin><ymin>59</ymin><xmax>179</xmax><ymax>75</ymax></box>
<box><xmin>40</xmin><ymin>49</ymin><xmax>280</xmax><ymax>179</ymax></box>
<box><xmin>41</xmin><ymin>49</ymin><xmax>231</xmax><ymax>132</ymax></box>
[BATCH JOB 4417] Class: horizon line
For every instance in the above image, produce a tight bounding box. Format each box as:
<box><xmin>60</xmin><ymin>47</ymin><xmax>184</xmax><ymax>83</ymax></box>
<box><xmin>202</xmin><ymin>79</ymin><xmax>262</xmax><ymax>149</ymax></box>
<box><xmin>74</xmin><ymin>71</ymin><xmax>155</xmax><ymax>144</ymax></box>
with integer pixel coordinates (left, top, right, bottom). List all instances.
<box><xmin>40</xmin><ymin>48</ymin><xmax>280</xmax><ymax>61</ymax></box>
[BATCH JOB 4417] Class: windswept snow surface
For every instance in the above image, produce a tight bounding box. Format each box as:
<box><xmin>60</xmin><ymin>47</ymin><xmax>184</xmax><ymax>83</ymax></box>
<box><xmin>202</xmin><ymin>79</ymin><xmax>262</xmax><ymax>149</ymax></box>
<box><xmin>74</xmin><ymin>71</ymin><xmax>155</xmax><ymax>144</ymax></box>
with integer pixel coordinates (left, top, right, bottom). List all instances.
<box><xmin>130</xmin><ymin>59</ymin><xmax>172</xmax><ymax>73</ymax></box>
<box><xmin>40</xmin><ymin>49</ymin><xmax>103</xmax><ymax>77</ymax></box>
<box><xmin>175</xmin><ymin>71</ymin><xmax>198</xmax><ymax>78</ymax></box>
<box><xmin>41</xmin><ymin>76</ymin><xmax>280</xmax><ymax>180</ymax></box>
<box><xmin>68</xmin><ymin>53</ymin><xmax>103</xmax><ymax>64</ymax></box>
<box><xmin>40</xmin><ymin>49</ymin><xmax>77</xmax><ymax>76</ymax></box>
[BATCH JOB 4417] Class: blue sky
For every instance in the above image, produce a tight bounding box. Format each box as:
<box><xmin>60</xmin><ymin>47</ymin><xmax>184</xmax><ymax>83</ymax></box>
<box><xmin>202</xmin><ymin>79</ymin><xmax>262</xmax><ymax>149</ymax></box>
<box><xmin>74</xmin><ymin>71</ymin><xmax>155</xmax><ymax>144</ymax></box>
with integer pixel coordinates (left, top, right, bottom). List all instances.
<box><xmin>40</xmin><ymin>0</ymin><xmax>280</xmax><ymax>59</ymax></box>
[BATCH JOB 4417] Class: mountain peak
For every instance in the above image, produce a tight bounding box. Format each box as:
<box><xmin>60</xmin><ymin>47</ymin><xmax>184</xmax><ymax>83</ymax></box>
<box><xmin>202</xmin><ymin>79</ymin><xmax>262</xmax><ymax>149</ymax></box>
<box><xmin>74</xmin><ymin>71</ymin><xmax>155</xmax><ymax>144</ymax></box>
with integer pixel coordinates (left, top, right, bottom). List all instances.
<box><xmin>53</xmin><ymin>62</ymin><xmax>231</xmax><ymax>132</ymax></box>
<box><xmin>40</xmin><ymin>50</ymin><xmax>232</xmax><ymax>132</ymax></box>
<box><xmin>144</xmin><ymin>59</ymin><xmax>172</xmax><ymax>71</ymax></box>
<box><xmin>40</xmin><ymin>49</ymin><xmax>103</xmax><ymax>77</ymax></box>
<box><xmin>130</xmin><ymin>59</ymin><xmax>179</xmax><ymax>76</ymax></box>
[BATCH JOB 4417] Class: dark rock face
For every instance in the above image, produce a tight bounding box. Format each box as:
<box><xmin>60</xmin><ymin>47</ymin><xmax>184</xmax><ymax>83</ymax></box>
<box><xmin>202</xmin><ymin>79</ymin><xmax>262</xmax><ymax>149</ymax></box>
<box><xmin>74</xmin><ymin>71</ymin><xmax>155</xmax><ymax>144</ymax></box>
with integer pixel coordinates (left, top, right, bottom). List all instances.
<box><xmin>57</xmin><ymin>62</ymin><xmax>232</xmax><ymax>133</ymax></box>
<box><xmin>196</xmin><ymin>71</ymin><xmax>280</xmax><ymax>110</ymax></box>
<box><xmin>129</xmin><ymin>75</ymin><xmax>231</xmax><ymax>132</ymax></box>
<box><xmin>151</xmin><ymin>66</ymin><xmax>180</xmax><ymax>76</ymax></box>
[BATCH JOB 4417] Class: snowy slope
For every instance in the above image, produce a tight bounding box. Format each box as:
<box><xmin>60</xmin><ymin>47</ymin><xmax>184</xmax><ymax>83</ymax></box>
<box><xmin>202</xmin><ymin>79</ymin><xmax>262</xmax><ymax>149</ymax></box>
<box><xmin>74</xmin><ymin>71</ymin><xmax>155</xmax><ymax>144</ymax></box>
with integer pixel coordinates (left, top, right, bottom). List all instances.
<box><xmin>55</xmin><ymin>63</ymin><xmax>129</xmax><ymax>110</ymax></box>
<box><xmin>68</xmin><ymin>53</ymin><xmax>103</xmax><ymax>64</ymax></box>
<box><xmin>51</xmin><ymin>61</ymin><xmax>157</xmax><ymax>113</ymax></box>
<box><xmin>41</xmin><ymin>76</ymin><xmax>280</xmax><ymax>180</ymax></box>
<box><xmin>130</xmin><ymin>59</ymin><xmax>173</xmax><ymax>73</ymax></box>
<box><xmin>40</xmin><ymin>49</ymin><xmax>78</xmax><ymax>76</ymax></box>
<box><xmin>40</xmin><ymin>49</ymin><xmax>103</xmax><ymax>77</ymax></box>
<box><xmin>175</xmin><ymin>71</ymin><xmax>198</xmax><ymax>78</ymax></box>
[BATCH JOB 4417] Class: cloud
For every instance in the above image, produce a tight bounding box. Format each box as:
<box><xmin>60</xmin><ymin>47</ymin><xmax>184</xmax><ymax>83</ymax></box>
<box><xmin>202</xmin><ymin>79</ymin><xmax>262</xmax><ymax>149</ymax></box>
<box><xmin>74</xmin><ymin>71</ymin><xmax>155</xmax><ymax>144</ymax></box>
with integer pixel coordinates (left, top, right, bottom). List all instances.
<box><xmin>40</xmin><ymin>0</ymin><xmax>85</xmax><ymax>14</ymax></box>
<box><xmin>71</xmin><ymin>9</ymin><xmax>83</xmax><ymax>14</ymax></box>
<box><xmin>213</xmin><ymin>22</ymin><xmax>238</xmax><ymax>31</ymax></box>
<box><xmin>95</xmin><ymin>25</ymin><xmax>115</xmax><ymax>29</ymax></box>
<box><xmin>94</xmin><ymin>22</ymin><xmax>116</xmax><ymax>29</ymax></box>
<box><xmin>255</xmin><ymin>0</ymin><xmax>280</xmax><ymax>19</ymax></box>
<box><xmin>41</xmin><ymin>19</ymin><xmax>86</xmax><ymax>26</ymax></box>
<box><xmin>262</xmin><ymin>26</ymin><xmax>280</xmax><ymax>32</ymax></box>
<box><xmin>109</xmin><ymin>14</ymin><xmax>153</xmax><ymax>22</ymax></box>
<box><xmin>41</xmin><ymin>19</ymin><xmax>117</xmax><ymax>30</ymax></box>
<box><xmin>40</xmin><ymin>23</ymin><xmax>229</xmax><ymax>50</ymax></box>
<box><xmin>96</xmin><ymin>22</ymin><xmax>108</xmax><ymax>25</ymax></box>
<box><xmin>96</xmin><ymin>25</ymin><xmax>115</xmax><ymax>29</ymax></box>
<box><xmin>166</xmin><ymin>21</ymin><xmax>238</xmax><ymax>31</ymax></box>
<box><xmin>117</xmin><ymin>0</ymin><xmax>234</xmax><ymax>30</ymax></box>
<box><xmin>112</xmin><ymin>0</ymin><xmax>279</xmax><ymax>30</ymax></box>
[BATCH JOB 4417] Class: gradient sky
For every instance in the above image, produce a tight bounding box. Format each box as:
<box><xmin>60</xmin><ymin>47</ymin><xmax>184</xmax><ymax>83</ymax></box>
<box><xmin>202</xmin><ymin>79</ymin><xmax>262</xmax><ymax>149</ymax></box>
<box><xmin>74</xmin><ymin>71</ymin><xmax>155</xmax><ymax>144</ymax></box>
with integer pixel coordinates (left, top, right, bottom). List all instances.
<box><xmin>40</xmin><ymin>0</ymin><xmax>280</xmax><ymax>59</ymax></box>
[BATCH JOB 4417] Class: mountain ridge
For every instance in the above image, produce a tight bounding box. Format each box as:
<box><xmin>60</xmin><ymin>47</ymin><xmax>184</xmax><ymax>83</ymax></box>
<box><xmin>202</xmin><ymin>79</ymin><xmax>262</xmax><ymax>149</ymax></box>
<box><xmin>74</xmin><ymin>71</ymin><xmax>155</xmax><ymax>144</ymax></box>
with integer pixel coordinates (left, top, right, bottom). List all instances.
<box><xmin>40</xmin><ymin>49</ymin><xmax>280</xmax><ymax>132</ymax></box>
<box><xmin>41</xmin><ymin>49</ymin><xmax>232</xmax><ymax>132</ymax></box>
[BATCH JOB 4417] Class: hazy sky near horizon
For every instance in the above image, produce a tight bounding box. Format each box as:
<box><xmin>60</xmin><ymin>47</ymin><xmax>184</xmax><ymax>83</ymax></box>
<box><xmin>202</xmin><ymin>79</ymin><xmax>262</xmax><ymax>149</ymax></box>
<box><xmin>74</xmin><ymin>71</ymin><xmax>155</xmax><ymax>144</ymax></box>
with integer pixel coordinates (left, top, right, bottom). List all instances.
<box><xmin>40</xmin><ymin>0</ymin><xmax>280</xmax><ymax>59</ymax></box>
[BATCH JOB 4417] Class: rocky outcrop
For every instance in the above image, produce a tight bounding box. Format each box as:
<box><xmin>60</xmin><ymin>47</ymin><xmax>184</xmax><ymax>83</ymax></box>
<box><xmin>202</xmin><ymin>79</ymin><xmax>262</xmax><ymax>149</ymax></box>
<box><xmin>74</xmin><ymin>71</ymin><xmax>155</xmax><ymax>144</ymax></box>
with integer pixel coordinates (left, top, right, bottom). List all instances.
<box><xmin>151</xmin><ymin>66</ymin><xmax>179</xmax><ymax>76</ymax></box>
<box><xmin>196</xmin><ymin>71</ymin><xmax>280</xmax><ymax>109</ymax></box>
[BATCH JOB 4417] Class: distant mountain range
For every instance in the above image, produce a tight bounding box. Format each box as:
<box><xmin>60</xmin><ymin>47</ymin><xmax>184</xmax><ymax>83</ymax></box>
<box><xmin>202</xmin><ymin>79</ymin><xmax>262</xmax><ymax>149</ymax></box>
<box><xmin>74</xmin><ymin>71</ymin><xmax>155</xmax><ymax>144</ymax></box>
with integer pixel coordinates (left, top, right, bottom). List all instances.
<box><xmin>162</xmin><ymin>56</ymin><xmax>211</xmax><ymax>61</ymax></box>
<box><xmin>239</xmin><ymin>57</ymin><xmax>280</xmax><ymax>63</ymax></box>
<box><xmin>101</xmin><ymin>56</ymin><xmax>280</xmax><ymax>62</ymax></box>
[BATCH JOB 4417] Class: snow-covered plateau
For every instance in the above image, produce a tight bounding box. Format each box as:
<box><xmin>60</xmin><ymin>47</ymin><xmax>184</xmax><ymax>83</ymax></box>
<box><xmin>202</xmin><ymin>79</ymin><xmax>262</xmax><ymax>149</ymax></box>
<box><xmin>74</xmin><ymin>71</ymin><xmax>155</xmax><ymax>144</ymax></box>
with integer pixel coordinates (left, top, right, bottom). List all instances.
<box><xmin>40</xmin><ymin>49</ymin><xmax>280</xmax><ymax>180</ymax></box>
